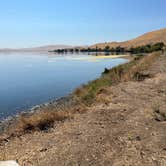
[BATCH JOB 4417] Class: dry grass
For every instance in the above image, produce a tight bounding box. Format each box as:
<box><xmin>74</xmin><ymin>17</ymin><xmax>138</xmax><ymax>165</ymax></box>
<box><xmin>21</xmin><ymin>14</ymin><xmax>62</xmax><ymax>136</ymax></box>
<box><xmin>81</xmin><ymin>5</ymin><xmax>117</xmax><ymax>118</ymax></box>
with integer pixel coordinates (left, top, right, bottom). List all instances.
<box><xmin>0</xmin><ymin>109</ymin><xmax>69</xmax><ymax>140</ymax></box>
<box><xmin>74</xmin><ymin>52</ymin><xmax>161</xmax><ymax>105</ymax></box>
<box><xmin>0</xmin><ymin>104</ymin><xmax>87</xmax><ymax>142</ymax></box>
<box><xmin>15</xmin><ymin>111</ymin><xmax>68</xmax><ymax>132</ymax></box>
<box><xmin>14</xmin><ymin>107</ymin><xmax>85</xmax><ymax>133</ymax></box>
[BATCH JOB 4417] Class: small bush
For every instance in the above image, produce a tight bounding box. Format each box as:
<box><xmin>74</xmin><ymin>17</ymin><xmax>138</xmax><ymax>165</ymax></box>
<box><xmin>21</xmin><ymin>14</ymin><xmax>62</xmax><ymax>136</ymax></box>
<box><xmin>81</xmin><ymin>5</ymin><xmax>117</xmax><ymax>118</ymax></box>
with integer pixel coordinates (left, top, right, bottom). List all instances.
<box><xmin>6</xmin><ymin>110</ymin><xmax>70</xmax><ymax>137</ymax></box>
<box><xmin>103</xmin><ymin>68</ymin><xmax>110</xmax><ymax>74</ymax></box>
<box><xmin>0</xmin><ymin>104</ymin><xmax>87</xmax><ymax>142</ymax></box>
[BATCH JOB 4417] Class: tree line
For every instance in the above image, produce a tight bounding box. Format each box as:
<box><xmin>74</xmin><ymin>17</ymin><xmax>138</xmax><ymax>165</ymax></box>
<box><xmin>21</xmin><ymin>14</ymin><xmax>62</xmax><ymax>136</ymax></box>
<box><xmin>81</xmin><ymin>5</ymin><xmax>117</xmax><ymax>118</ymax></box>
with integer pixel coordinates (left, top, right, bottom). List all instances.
<box><xmin>51</xmin><ymin>42</ymin><xmax>165</xmax><ymax>54</ymax></box>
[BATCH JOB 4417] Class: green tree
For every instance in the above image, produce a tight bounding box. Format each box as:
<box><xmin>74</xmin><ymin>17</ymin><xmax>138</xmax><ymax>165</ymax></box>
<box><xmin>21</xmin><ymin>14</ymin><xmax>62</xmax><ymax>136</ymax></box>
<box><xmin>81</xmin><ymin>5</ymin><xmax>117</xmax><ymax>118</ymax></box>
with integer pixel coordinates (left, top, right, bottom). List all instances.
<box><xmin>104</xmin><ymin>45</ymin><xmax>110</xmax><ymax>52</ymax></box>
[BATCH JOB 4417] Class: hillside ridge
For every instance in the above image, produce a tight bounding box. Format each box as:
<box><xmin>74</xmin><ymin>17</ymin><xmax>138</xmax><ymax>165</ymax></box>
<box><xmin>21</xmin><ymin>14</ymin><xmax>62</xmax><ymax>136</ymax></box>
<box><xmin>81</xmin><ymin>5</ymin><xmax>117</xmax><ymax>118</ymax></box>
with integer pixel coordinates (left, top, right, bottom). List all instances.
<box><xmin>91</xmin><ymin>28</ymin><xmax>166</xmax><ymax>49</ymax></box>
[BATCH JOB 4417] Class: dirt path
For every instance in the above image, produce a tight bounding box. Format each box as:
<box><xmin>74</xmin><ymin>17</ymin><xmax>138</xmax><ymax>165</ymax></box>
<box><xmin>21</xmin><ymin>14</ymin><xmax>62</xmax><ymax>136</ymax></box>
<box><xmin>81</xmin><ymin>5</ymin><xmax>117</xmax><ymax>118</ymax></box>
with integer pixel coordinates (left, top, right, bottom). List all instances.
<box><xmin>0</xmin><ymin>55</ymin><xmax>166</xmax><ymax>166</ymax></box>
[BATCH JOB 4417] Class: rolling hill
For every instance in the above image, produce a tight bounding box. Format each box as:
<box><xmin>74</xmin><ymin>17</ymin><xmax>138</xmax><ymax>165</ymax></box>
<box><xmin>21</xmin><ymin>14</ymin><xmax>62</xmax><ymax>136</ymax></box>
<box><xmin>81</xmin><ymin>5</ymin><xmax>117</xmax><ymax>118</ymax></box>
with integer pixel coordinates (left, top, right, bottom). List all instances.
<box><xmin>91</xmin><ymin>28</ymin><xmax>166</xmax><ymax>49</ymax></box>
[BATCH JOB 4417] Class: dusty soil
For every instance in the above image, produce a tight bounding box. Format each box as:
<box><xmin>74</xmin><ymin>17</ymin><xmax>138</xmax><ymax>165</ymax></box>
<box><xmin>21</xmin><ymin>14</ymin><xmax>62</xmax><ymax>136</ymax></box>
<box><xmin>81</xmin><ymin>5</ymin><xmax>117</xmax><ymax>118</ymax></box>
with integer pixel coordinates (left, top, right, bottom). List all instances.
<box><xmin>0</xmin><ymin>55</ymin><xmax>166</xmax><ymax>166</ymax></box>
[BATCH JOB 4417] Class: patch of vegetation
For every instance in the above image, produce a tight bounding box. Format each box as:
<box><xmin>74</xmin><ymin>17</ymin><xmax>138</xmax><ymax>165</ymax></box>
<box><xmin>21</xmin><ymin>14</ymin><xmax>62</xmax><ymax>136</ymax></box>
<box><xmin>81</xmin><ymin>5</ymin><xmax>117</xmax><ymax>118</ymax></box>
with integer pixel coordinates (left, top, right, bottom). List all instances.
<box><xmin>129</xmin><ymin>42</ymin><xmax>165</xmax><ymax>54</ymax></box>
<box><xmin>0</xmin><ymin>104</ymin><xmax>87</xmax><ymax>141</ymax></box>
<box><xmin>133</xmin><ymin>71</ymin><xmax>151</xmax><ymax>81</ymax></box>
<box><xmin>128</xmin><ymin>133</ymin><xmax>134</xmax><ymax>141</ymax></box>
<box><xmin>51</xmin><ymin>42</ymin><xmax>165</xmax><ymax>55</ymax></box>
<box><xmin>103</xmin><ymin>68</ymin><xmax>110</xmax><ymax>74</ymax></box>
<box><xmin>74</xmin><ymin>52</ymin><xmax>161</xmax><ymax>105</ymax></box>
<box><xmin>11</xmin><ymin>110</ymin><xmax>69</xmax><ymax>134</ymax></box>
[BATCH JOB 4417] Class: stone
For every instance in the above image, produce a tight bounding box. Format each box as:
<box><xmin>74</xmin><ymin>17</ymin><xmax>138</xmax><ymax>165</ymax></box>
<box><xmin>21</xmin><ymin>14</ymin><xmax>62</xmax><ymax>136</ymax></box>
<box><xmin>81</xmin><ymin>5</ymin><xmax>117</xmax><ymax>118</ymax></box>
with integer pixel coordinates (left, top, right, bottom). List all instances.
<box><xmin>0</xmin><ymin>160</ymin><xmax>19</xmax><ymax>166</ymax></box>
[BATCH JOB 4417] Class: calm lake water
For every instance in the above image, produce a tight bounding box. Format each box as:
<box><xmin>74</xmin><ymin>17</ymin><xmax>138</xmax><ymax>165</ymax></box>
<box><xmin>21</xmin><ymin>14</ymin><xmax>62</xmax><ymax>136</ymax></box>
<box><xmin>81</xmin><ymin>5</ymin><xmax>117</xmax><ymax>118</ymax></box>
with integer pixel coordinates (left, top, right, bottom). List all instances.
<box><xmin>0</xmin><ymin>52</ymin><xmax>128</xmax><ymax>119</ymax></box>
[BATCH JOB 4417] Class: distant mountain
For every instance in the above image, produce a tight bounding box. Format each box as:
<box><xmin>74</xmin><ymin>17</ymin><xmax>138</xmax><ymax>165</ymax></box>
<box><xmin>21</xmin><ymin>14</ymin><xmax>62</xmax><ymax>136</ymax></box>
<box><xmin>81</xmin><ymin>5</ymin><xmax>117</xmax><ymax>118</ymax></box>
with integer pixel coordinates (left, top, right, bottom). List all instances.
<box><xmin>1</xmin><ymin>28</ymin><xmax>166</xmax><ymax>52</ymax></box>
<box><xmin>91</xmin><ymin>28</ymin><xmax>166</xmax><ymax>49</ymax></box>
<box><xmin>21</xmin><ymin>45</ymin><xmax>74</xmax><ymax>51</ymax></box>
<box><xmin>0</xmin><ymin>45</ymin><xmax>74</xmax><ymax>52</ymax></box>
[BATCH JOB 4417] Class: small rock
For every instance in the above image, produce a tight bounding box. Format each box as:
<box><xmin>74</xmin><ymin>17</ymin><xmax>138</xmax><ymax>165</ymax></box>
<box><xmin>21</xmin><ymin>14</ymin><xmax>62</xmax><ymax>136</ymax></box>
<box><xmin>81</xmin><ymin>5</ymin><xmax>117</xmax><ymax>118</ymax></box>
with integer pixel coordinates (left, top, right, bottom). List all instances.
<box><xmin>39</xmin><ymin>148</ymin><xmax>48</xmax><ymax>152</ymax></box>
<box><xmin>135</xmin><ymin>136</ymin><xmax>141</xmax><ymax>141</ymax></box>
<box><xmin>0</xmin><ymin>160</ymin><xmax>19</xmax><ymax>166</ymax></box>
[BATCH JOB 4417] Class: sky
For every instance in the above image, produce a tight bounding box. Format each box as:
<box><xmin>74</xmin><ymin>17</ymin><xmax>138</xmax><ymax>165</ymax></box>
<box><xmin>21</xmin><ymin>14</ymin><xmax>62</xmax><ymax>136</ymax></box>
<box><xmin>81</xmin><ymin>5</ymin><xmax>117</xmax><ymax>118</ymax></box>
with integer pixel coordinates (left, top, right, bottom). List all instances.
<box><xmin>0</xmin><ymin>0</ymin><xmax>165</xmax><ymax>48</ymax></box>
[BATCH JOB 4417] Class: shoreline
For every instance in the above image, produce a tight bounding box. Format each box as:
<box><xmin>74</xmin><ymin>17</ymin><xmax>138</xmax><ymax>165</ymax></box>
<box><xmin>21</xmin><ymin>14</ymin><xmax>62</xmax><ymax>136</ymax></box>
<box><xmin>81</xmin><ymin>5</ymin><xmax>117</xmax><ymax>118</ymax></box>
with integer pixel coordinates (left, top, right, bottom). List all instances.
<box><xmin>94</xmin><ymin>54</ymin><xmax>130</xmax><ymax>59</ymax></box>
<box><xmin>0</xmin><ymin>54</ymin><xmax>132</xmax><ymax>131</ymax></box>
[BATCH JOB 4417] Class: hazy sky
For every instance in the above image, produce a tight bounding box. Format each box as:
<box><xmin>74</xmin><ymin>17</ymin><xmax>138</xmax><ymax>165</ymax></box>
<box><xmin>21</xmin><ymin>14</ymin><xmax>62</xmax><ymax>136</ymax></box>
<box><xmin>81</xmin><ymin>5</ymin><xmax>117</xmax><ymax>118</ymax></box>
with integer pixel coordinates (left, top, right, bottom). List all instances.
<box><xmin>0</xmin><ymin>0</ymin><xmax>165</xmax><ymax>48</ymax></box>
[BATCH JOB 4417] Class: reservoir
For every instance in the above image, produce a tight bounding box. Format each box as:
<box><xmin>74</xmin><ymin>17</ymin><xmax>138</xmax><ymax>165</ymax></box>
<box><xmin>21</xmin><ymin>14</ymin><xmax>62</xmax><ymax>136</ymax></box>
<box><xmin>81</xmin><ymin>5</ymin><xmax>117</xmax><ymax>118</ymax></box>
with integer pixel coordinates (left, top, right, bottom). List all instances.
<box><xmin>0</xmin><ymin>52</ymin><xmax>128</xmax><ymax>119</ymax></box>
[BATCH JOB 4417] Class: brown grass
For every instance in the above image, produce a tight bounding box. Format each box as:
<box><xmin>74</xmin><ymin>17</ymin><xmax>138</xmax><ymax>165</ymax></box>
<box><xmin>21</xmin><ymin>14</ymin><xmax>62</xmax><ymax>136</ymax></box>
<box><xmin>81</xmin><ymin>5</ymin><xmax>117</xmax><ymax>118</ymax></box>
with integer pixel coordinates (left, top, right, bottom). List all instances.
<box><xmin>15</xmin><ymin>111</ymin><xmax>68</xmax><ymax>132</ymax></box>
<box><xmin>0</xmin><ymin>104</ymin><xmax>87</xmax><ymax>142</ymax></box>
<box><xmin>0</xmin><ymin>109</ymin><xmax>69</xmax><ymax>141</ymax></box>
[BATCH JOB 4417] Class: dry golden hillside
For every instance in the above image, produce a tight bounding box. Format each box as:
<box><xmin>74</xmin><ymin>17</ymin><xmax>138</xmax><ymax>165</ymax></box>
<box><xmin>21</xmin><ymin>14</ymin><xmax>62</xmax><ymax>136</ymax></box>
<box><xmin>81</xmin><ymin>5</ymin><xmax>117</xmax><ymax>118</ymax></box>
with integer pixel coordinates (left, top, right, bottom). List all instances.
<box><xmin>91</xmin><ymin>28</ymin><xmax>166</xmax><ymax>49</ymax></box>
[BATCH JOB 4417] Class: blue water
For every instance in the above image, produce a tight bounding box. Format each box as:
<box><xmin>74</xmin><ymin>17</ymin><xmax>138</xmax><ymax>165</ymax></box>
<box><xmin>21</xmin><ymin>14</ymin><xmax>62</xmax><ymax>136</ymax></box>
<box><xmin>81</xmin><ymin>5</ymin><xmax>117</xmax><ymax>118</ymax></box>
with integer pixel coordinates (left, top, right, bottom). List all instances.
<box><xmin>0</xmin><ymin>52</ymin><xmax>127</xmax><ymax>119</ymax></box>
